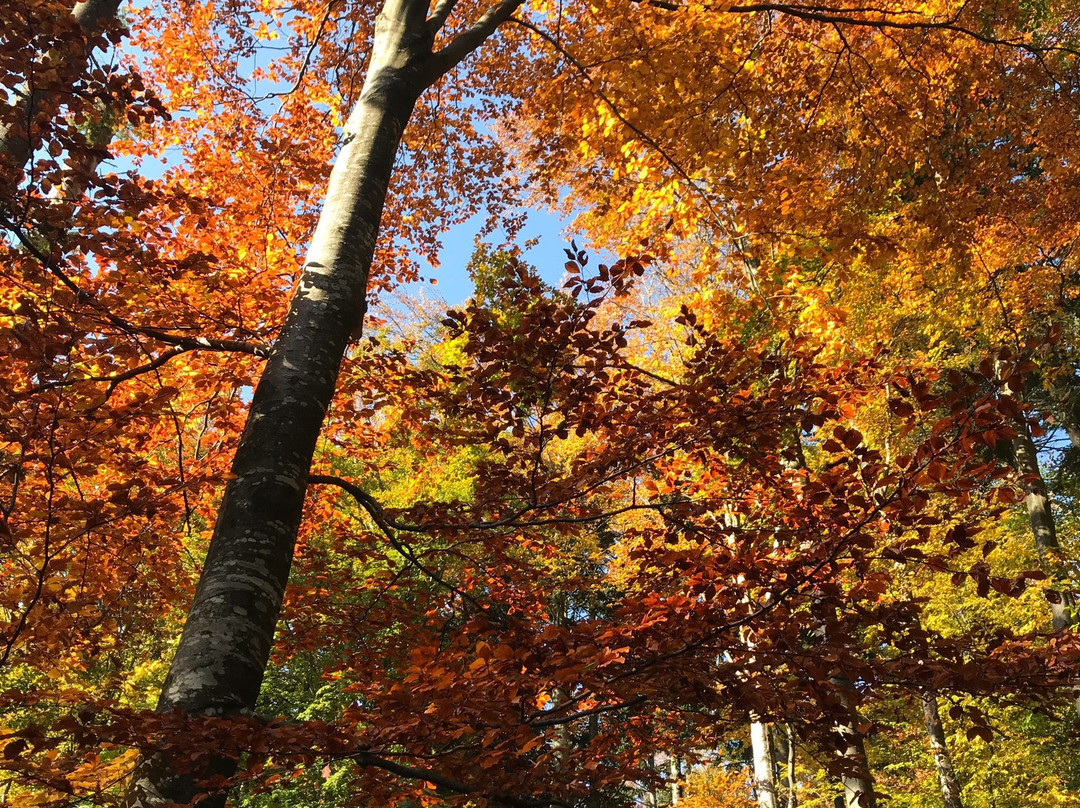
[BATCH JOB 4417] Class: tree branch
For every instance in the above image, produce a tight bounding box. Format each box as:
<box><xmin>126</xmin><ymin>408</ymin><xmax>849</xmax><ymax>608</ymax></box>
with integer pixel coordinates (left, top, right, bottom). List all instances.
<box><xmin>350</xmin><ymin>750</ymin><xmax>573</xmax><ymax>808</ymax></box>
<box><xmin>527</xmin><ymin>694</ymin><xmax>647</xmax><ymax>728</ymax></box>
<box><xmin>633</xmin><ymin>0</ymin><xmax>1080</xmax><ymax>57</ymax></box>
<box><xmin>425</xmin><ymin>0</ymin><xmax>526</xmax><ymax>81</ymax></box>
<box><xmin>19</xmin><ymin>345</ymin><xmax>189</xmax><ymax>397</ymax></box>
<box><xmin>309</xmin><ymin>472</ymin><xmax>666</xmax><ymax>533</ymax></box>
<box><xmin>508</xmin><ymin>16</ymin><xmax>750</xmax><ymax>253</ymax></box>
<box><xmin>3</xmin><ymin>215</ymin><xmax>272</xmax><ymax>358</ymax></box>
<box><xmin>426</xmin><ymin>0</ymin><xmax>461</xmax><ymax>36</ymax></box>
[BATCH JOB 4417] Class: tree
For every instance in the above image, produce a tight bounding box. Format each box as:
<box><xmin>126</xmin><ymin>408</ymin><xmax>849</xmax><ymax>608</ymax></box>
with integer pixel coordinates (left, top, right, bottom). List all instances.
<box><xmin>920</xmin><ymin>694</ymin><xmax>964</xmax><ymax>808</ymax></box>
<box><xmin>122</xmin><ymin>0</ymin><xmax>535</xmax><ymax>800</ymax></box>
<box><xmin>5</xmin><ymin>1</ymin><xmax>1080</xmax><ymax>807</ymax></box>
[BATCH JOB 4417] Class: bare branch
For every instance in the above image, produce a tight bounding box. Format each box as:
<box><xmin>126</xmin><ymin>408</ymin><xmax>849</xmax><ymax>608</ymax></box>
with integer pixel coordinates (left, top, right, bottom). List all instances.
<box><xmin>424</xmin><ymin>0</ymin><xmax>526</xmax><ymax>82</ymax></box>
<box><xmin>634</xmin><ymin>0</ymin><xmax>1080</xmax><ymax>57</ymax></box>
<box><xmin>426</xmin><ymin>0</ymin><xmax>461</xmax><ymax>36</ymax></box>
<box><xmin>263</xmin><ymin>0</ymin><xmax>343</xmax><ymax>100</ymax></box>
<box><xmin>349</xmin><ymin>750</ymin><xmax>573</xmax><ymax>808</ymax></box>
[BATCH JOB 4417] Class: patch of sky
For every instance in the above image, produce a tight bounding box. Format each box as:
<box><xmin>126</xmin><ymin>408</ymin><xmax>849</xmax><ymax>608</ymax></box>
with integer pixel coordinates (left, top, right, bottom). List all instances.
<box><xmin>402</xmin><ymin>204</ymin><xmax>580</xmax><ymax>306</ymax></box>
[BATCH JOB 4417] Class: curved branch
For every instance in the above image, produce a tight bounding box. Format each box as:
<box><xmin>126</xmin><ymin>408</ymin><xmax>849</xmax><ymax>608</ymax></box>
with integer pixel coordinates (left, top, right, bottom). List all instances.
<box><xmin>19</xmin><ymin>345</ymin><xmax>188</xmax><ymax>397</ymax></box>
<box><xmin>425</xmin><ymin>0</ymin><xmax>526</xmax><ymax>81</ymax></box>
<box><xmin>350</xmin><ymin>750</ymin><xmax>573</xmax><ymax>808</ymax></box>
<box><xmin>508</xmin><ymin>16</ymin><xmax>751</xmax><ymax>253</ymax></box>
<box><xmin>3</xmin><ymin>215</ymin><xmax>273</xmax><ymax>358</ymax></box>
<box><xmin>635</xmin><ymin>1</ymin><xmax>1080</xmax><ymax>57</ymax></box>
<box><xmin>308</xmin><ymin>472</ymin><xmax>667</xmax><ymax>533</ymax></box>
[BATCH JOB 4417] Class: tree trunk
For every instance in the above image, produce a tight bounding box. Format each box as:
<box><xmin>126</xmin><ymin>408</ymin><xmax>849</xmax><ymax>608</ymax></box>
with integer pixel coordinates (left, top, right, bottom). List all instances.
<box><xmin>920</xmin><ymin>694</ymin><xmax>963</xmax><ymax>808</ymax></box>
<box><xmin>783</xmin><ymin>723</ymin><xmax>797</xmax><ymax>808</ymax></box>
<box><xmin>550</xmin><ymin>593</ymin><xmax>571</xmax><ymax>767</ymax></box>
<box><xmin>1048</xmin><ymin>373</ymin><xmax>1080</xmax><ymax>449</ymax></box>
<box><xmin>831</xmin><ymin>677</ymin><xmax>876</xmax><ymax>808</ymax></box>
<box><xmin>750</xmin><ymin>719</ymin><xmax>778</xmax><ymax>808</ymax></box>
<box><xmin>668</xmin><ymin>755</ymin><xmax>680</xmax><ymax>806</ymax></box>
<box><xmin>835</xmin><ymin>719</ymin><xmax>875</xmax><ymax>808</ymax></box>
<box><xmin>124</xmin><ymin>0</ymin><xmax>523</xmax><ymax>801</ymax></box>
<box><xmin>1012</xmin><ymin>421</ymin><xmax>1074</xmax><ymax>631</ymax></box>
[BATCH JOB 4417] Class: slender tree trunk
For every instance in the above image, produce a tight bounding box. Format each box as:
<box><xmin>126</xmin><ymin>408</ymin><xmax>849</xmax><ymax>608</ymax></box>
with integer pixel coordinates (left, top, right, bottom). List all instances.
<box><xmin>835</xmin><ymin>719</ymin><xmax>875</xmax><ymax>808</ymax></box>
<box><xmin>668</xmin><ymin>755</ymin><xmax>680</xmax><ymax>806</ymax></box>
<box><xmin>124</xmin><ymin>0</ymin><xmax>521</xmax><ymax>801</ymax></box>
<box><xmin>831</xmin><ymin>677</ymin><xmax>876</xmax><ymax>808</ymax></box>
<box><xmin>996</xmin><ymin>367</ymin><xmax>1080</xmax><ymax>715</ymax></box>
<box><xmin>784</xmin><ymin>723</ymin><xmax>797</xmax><ymax>808</ymax></box>
<box><xmin>1012</xmin><ymin>420</ymin><xmax>1075</xmax><ymax>631</ymax></box>
<box><xmin>750</xmin><ymin>719</ymin><xmax>778</xmax><ymax>808</ymax></box>
<box><xmin>642</xmin><ymin>754</ymin><xmax>658</xmax><ymax>808</ymax></box>
<box><xmin>550</xmin><ymin>593</ymin><xmax>571</xmax><ymax>767</ymax></box>
<box><xmin>920</xmin><ymin>694</ymin><xmax>963</xmax><ymax>808</ymax></box>
<box><xmin>835</xmin><ymin>721</ymin><xmax>875</xmax><ymax>808</ymax></box>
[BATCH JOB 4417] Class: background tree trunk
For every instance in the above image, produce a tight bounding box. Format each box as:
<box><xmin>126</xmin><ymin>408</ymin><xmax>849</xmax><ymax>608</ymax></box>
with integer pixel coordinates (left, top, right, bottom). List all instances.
<box><xmin>1012</xmin><ymin>421</ymin><xmax>1075</xmax><ymax>631</ymax></box>
<box><xmin>750</xmin><ymin>719</ymin><xmax>778</xmax><ymax>808</ymax></box>
<box><xmin>0</xmin><ymin>0</ymin><xmax>121</xmax><ymax>175</ymax></box>
<box><xmin>832</xmin><ymin>677</ymin><xmax>876</xmax><ymax>808</ymax></box>
<box><xmin>784</xmin><ymin>723</ymin><xmax>798</xmax><ymax>808</ymax></box>
<box><xmin>921</xmin><ymin>694</ymin><xmax>963</xmax><ymax>808</ymax></box>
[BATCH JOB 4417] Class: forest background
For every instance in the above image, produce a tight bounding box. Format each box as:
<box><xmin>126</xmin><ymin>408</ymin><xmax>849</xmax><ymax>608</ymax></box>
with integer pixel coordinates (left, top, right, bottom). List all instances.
<box><xmin>3</xmin><ymin>1</ymin><xmax>1080</xmax><ymax>808</ymax></box>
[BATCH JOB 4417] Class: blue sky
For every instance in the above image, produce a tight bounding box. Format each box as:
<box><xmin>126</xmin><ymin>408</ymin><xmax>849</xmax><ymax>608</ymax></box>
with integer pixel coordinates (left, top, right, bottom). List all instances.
<box><xmin>407</xmin><ymin>205</ymin><xmax>576</xmax><ymax>305</ymax></box>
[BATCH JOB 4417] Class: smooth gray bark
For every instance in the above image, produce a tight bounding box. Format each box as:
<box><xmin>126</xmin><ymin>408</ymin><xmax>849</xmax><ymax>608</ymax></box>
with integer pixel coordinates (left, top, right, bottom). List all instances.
<box><xmin>1012</xmin><ymin>421</ymin><xmax>1075</xmax><ymax>631</ymax></box>
<box><xmin>920</xmin><ymin>694</ymin><xmax>963</xmax><ymax>808</ymax></box>
<box><xmin>1048</xmin><ymin>375</ymin><xmax>1080</xmax><ymax>449</ymax></box>
<box><xmin>835</xmin><ymin>720</ymin><xmax>875</xmax><ymax>808</ymax></box>
<box><xmin>550</xmin><ymin>593</ymin><xmax>571</xmax><ymax>767</ymax></box>
<box><xmin>831</xmin><ymin>678</ymin><xmax>876</xmax><ymax>808</ymax></box>
<box><xmin>124</xmin><ymin>0</ymin><xmax>522</xmax><ymax>803</ymax></box>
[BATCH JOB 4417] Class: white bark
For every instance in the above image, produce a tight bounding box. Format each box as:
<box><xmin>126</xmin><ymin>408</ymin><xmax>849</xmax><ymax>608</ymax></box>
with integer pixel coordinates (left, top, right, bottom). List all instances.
<box><xmin>1013</xmin><ymin>420</ymin><xmax>1075</xmax><ymax>631</ymax></box>
<box><xmin>832</xmin><ymin>678</ymin><xmax>876</xmax><ymax>808</ymax></box>
<box><xmin>783</xmin><ymin>723</ymin><xmax>797</xmax><ymax>808</ymax></box>
<box><xmin>751</xmin><ymin>719</ymin><xmax>778</xmax><ymax>808</ymax></box>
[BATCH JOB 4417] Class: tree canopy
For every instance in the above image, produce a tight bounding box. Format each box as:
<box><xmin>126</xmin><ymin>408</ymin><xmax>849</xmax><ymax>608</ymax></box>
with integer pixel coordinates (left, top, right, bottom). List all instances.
<box><xmin>2</xmin><ymin>1</ymin><xmax>1080</xmax><ymax>807</ymax></box>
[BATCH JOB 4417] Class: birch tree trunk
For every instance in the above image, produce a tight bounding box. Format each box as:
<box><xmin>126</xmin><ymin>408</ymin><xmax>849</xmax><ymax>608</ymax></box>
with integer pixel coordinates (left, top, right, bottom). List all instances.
<box><xmin>920</xmin><ymin>694</ymin><xmax>963</xmax><ymax>808</ymax></box>
<box><xmin>750</xmin><ymin>719</ymin><xmax>778</xmax><ymax>808</ymax></box>
<box><xmin>831</xmin><ymin>677</ymin><xmax>876</xmax><ymax>808</ymax></box>
<box><xmin>124</xmin><ymin>0</ymin><xmax>522</xmax><ymax>803</ymax></box>
<box><xmin>783</xmin><ymin>723</ymin><xmax>797</xmax><ymax>808</ymax></box>
<box><xmin>1012</xmin><ymin>420</ymin><xmax>1075</xmax><ymax>631</ymax></box>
